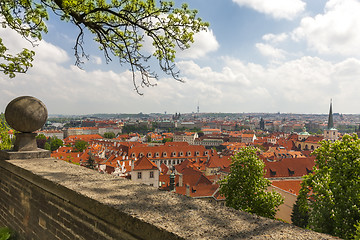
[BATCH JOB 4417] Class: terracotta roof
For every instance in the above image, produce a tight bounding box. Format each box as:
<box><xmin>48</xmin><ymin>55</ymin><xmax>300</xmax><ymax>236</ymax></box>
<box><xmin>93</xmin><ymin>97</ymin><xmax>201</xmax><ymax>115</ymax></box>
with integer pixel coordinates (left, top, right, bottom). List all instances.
<box><xmin>271</xmin><ymin>180</ymin><xmax>302</xmax><ymax>195</ymax></box>
<box><xmin>264</xmin><ymin>157</ymin><xmax>315</xmax><ymax>178</ymax></box>
<box><xmin>206</xmin><ymin>155</ymin><xmax>231</xmax><ymax>169</ymax></box>
<box><xmin>133</xmin><ymin>156</ymin><xmax>158</xmax><ymax>171</ymax></box>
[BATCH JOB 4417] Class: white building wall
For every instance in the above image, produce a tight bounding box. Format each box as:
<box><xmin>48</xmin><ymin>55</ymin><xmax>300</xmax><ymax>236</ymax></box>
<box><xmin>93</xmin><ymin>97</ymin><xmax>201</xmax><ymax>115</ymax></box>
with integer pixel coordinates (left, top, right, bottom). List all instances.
<box><xmin>132</xmin><ymin>169</ymin><xmax>159</xmax><ymax>188</ymax></box>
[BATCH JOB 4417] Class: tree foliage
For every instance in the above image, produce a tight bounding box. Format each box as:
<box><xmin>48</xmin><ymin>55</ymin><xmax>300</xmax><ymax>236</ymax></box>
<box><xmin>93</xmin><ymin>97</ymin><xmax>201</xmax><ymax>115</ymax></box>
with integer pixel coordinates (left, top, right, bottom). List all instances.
<box><xmin>0</xmin><ymin>0</ymin><xmax>208</xmax><ymax>92</ymax></box>
<box><xmin>219</xmin><ymin>147</ymin><xmax>283</xmax><ymax>219</ymax></box>
<box><xmin>103</xmin><ymin>132</ymin><xmax>115</xmax><ymax>139</ymax></box>
<box><xmin>0</xmin><ymin>114</ymin><xmax>12</xmax><ymax>150</ymax></box>
<box><xmin>294</xmin><ymin>134</ymin><xmax>360</xmax><ymax>239</ymax></box>
<box><xmin>36</xmin><ymin>133</ymin><xmax>47</xmax><ymax>148</ymax></box>
<box><xmin>44</xmin><ymin>136</ymin><xmax>63</xmax><ymax>151</ymax></box>
<box><xmin>290</xmin><ymin>192</ymin><xmax>309</xmax><ymax>228</ymax></box>
<box><xmin>85</xmin><ymin>151</ymin><xmax>96</xmax><ymax>169</ymax></box>
<box><xmin>74</xmin><ymin>139</ymin><xmax>89</xmax><ymax>152</ymax></box>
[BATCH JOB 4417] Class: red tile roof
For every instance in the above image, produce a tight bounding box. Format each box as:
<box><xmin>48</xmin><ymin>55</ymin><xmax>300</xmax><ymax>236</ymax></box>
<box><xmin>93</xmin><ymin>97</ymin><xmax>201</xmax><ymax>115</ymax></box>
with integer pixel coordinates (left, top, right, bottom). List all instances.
<box><xmin>133</xmin><ymin>156</ymin><xmax>158</xmax><ymax>171</ymax></box>
<box><xmin>264</xmin><ymin>157</ymin><xmax>315</xmax><ymax>178</ymax></box>
<box><xmin>271</xmin><ymin>180</ymin><xmax>302</xmax><ymax>195</ymax></box>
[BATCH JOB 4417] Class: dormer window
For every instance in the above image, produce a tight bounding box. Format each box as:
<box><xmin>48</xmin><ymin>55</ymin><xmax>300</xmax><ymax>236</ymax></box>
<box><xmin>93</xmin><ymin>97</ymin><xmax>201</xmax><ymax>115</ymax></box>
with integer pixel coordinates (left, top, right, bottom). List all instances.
<box><xmin>179</xmin><ymin>152</ymin><xmax>183</xmax><ymax>156</ymax></box>
<box><xmin>288</xmin><ymin>168</ymin><xmax>295</xmax><ymax>176</ymax></box>
<box><xmin>131</xmin><ymin>153</ymin><xmax>135</xmax><ymax>158</ymax></box>
<box><xmin>163</xmin><ymin>152</ymin><xmax>167</xmax><ymax>157</ymax></box>
<box><xmin>187</xmin><ymin>151</ymin><xmax>191</xmax><ymax>156</ymax></box>
<box><xmin>147</xmin><ymin>152</ymin><xmax>152</xmax><ymax>158</ymax></box>
<box><xmin>155</xmin><ymin>152</ymin><xmax>159</xmax><ymax>157</ymax></box>
<box><xmin>270</xmin><ymin>169</ymin><xmax>276</xmax><ymax>177</ymax></box>
<box><xmin>195</xmin><ymin>151</ymin><xmax>200</xmax><ymax>156</ymax></box>
<box><xmin>172</xmin><ymin>152</ymin><xmax>176</xmax><ymax>157</ymax></box>
<box><xmin>204</xmin><ymin>151</ymin><xmax>208</xmax><ymax>156</ymax></box>
<box><xmin>139</xmin><ymin>153</ymin><xmax>144</xmax><ymax>158</ymax></box>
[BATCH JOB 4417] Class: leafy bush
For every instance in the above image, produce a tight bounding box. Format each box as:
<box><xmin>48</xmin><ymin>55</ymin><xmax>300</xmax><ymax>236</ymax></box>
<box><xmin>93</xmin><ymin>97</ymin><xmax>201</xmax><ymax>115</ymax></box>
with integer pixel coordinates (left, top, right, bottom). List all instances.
<box><xmin>0</xmin><ymin>227</ymin><xmax>13</xmax><ymax>240</ymax></box>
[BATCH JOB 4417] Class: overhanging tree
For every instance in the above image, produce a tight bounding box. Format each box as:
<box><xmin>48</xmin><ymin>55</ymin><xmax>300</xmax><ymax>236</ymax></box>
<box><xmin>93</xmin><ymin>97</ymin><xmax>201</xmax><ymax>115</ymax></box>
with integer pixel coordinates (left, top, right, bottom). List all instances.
<box><xmin>0</xmin><ymin>0</ymin><xmax>209</xmax><ymax>93</ymax></box>
<box><xmin>219</xmin><ymin>147</ymin><xmax>283</xmax><ymax>219</ymax></box>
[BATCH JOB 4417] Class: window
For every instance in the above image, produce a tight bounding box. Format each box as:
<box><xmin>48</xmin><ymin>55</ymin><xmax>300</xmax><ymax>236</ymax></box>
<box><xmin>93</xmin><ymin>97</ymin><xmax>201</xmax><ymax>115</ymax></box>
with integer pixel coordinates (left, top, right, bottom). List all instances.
<box><xmin>137</xmin><ymin>172</ymin><xmax>142</xmax><ymax>179</ymax></box>
<box><xmin>155</xmin><ymin>152</ymin><xmax>159</xmax><ymax>157</ymax></box>
<box><xmin>150</xmin><ymin>171</ymin><xmax>154</xmax><ymax>178</ymax></box>
<box><xmin>187</xmin><ymin>151</ymin><xmax>191</xmax><ymax>156</ymax></box>
<box><xmin>147</xmin><ymin>152</ymin><xmax>152</xmax><ymax>157</ymax></box>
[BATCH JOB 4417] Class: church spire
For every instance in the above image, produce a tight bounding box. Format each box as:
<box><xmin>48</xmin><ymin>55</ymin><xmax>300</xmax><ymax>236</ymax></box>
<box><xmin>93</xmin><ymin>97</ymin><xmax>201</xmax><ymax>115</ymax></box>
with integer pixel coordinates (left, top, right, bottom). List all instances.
<box><xmin>327</xmin><ymin>99</ymin><xmax>334</xmax><ymax>129</ymax></box>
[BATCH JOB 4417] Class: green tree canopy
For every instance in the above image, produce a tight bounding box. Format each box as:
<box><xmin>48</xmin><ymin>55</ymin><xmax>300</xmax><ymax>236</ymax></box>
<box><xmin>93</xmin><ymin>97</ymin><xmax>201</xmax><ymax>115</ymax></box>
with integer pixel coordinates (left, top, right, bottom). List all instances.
<box><xmin>44</xmin><ymin>136</ymin><xmax>63</xmax><ymax>151</ymax></box>
<box><xmin>103</xmin><ymin>132</ymin><xmax>115</xmax><ymax>139</ymax></box>
<box><xmin>219</xmin><ymin>147</ymin><xmax>283</xmax><ymax>219</ymax></box>
<box><xmin>85</xmin><ymin>151</ymin><xmax>96</xmax><ymax>169</ymax></box>
<box><xmin>0</xmin><ymin>114</ymin><xmax>12</xmax><ymax>150</ymax></box>
<box><xmin>293</xmin><ymin>134</ymin><xmax>360</xmax><ymax>239</ymax></box>
<box><xmin>74</xmin><ymin>139</ymin><xmax>89</xmax><ymax>152</ymax></box>
<box><xmin>0</xmin><ymin>0</ymin><xmax>208</xmax><ymax>92</ymax></box>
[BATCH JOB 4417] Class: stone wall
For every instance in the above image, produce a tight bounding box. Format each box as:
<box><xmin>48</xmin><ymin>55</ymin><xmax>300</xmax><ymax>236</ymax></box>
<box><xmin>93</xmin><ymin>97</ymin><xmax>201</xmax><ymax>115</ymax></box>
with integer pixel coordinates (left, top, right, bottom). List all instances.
<box><xmin>0</xmin><ymin>158</ymin><xmax>337</xmax><ymax>240</ymax></box>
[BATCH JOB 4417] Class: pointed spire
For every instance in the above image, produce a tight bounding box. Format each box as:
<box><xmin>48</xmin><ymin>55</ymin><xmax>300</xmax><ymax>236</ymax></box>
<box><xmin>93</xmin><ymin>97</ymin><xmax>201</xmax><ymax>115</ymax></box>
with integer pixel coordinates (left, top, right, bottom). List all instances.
<box><xmin>327</xmin><ymin>99</ymin><xmax>334</xmax><ymax>129</ymax></box>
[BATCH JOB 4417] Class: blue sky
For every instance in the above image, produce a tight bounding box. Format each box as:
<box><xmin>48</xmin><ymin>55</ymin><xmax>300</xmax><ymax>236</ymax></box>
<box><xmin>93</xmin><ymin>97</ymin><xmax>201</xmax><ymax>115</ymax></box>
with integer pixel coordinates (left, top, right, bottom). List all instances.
<box><xmin>1</xmin><ymin>0</ymin><xmax>360</xmax><ymax>115</ymax></box>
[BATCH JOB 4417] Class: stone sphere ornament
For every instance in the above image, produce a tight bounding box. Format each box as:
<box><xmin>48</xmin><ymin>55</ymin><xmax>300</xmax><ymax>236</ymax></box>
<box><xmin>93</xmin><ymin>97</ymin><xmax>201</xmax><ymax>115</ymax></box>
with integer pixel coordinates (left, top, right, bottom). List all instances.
<box><xmin>5</xmin><ymin>96</ymin><xmax>48</xmax><ymax>133</ymax></box>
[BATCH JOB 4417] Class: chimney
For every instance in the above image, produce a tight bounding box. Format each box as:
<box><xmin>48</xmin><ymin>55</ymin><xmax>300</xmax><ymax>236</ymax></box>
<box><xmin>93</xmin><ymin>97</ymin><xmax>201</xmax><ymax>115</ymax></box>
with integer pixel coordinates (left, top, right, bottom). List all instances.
<box><xmin>179</xmin><ymin>174</ymin><xmax>183</xmax><ymax>187</ymax></box>
<box><xmin>185</xmin><ymin>184</ymin><xmax>190</xmax><ymax>197</ymax></box>
<box><xmin>169</xmin><ymin>172</ymin><xmax>175</xmax><ymax>191</ymax></box>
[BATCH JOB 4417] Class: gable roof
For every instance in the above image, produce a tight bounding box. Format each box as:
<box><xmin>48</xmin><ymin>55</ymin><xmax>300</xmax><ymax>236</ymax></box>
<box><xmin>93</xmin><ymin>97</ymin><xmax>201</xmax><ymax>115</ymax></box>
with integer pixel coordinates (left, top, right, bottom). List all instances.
<box><xmin>133</xmin><ymin>156</ymin><xmax>159</xmax><ymax>171</ymax></box>
<box><xmin>271</xmin><ymin>180</ymin><xmax>302</xmax><ymax>195</ymax></box>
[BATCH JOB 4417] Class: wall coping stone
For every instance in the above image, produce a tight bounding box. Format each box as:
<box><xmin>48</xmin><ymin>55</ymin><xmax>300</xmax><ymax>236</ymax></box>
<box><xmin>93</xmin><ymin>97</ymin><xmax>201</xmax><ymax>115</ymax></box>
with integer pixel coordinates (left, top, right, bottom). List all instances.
<box><xmin>0</xmin><ymin>158</ymin><xmax>338</xmax><ymax>240</ymax></box>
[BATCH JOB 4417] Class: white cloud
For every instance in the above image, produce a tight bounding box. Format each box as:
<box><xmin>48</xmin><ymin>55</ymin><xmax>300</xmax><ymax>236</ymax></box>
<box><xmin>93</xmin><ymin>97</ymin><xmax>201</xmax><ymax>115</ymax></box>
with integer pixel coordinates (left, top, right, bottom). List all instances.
<box><xmin>91</xmin><ymin>56</ymin><xmax>102</xmax><ymax>65</ymax></box>
<box><xmin>176</xmin><ymin>29</ymin><xmax>219</xmax><ymax>59</ymax></box>
<box><xmin>255</xmin><ymin>43</ymin><xmax>287</xmax><ymax>60</ymax></box>
<box><xmin>232</xmin><ymin>0</ymin><xmax>306</xmax><ymax>20</ymax></box>
<box><xmin>292</xmin><ymin>0</ymin><xmax>360</xmax><ymax>56</ymax></box>
<box><xmin>262</xmin><ymin>33</ymin><xmax>288</xmax><ymax>44</ymax></box>
<box><xmin>175</xmin><ymin>56</ymin><xmax>360</xmax><ymax>113</ymax></box>
<box><xmin>0</xmin><ymin>27</ymin><xmax>69</xmax><ymax>64</ymax></box>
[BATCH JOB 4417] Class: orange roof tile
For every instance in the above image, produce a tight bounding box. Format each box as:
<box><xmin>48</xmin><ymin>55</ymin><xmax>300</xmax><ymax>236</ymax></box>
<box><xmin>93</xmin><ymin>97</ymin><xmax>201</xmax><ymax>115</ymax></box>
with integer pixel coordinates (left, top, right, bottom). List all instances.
<box><xmin>133</xmin><ymin>156</ymin><xmax>158</xmax><ymax>171</ymax></box>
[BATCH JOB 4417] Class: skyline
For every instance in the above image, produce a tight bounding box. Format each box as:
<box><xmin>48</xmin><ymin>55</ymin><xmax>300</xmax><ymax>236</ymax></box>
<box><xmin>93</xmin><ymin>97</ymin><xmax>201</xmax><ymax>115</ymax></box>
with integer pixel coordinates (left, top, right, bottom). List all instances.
<box><xmin>1</xmin><ymin>0</ymin><xmax>359</xmax><ymax>115</ymax></box>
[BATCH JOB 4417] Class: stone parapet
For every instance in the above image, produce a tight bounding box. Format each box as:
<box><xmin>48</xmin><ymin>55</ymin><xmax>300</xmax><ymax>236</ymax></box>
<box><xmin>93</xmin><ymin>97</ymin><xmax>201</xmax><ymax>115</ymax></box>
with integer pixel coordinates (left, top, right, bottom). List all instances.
<box><xmin>0</xmin><ymin>158</ymin><xmax>337</xmax><ymax>239</ymax></box>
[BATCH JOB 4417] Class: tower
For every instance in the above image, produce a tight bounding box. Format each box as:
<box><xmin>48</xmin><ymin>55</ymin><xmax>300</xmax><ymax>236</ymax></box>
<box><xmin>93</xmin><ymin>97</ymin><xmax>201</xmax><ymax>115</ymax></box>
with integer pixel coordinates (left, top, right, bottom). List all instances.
<box><xmin>324</xmin><ymin>99</ymin><xmax>338</xmax><ymax>142</ymax></box>
<box><xmin>327</xmin><ymin>99</ymin><xmax>334</xmax><ymax>129</ymax></box>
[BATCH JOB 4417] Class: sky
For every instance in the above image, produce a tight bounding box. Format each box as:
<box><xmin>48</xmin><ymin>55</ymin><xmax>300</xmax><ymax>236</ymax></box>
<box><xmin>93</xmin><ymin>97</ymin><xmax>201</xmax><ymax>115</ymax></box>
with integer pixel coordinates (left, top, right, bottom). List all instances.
<box><xmin>1</xmin><ymin>0</ymin><xmax>360</xmax><ymax>115</ymax></box>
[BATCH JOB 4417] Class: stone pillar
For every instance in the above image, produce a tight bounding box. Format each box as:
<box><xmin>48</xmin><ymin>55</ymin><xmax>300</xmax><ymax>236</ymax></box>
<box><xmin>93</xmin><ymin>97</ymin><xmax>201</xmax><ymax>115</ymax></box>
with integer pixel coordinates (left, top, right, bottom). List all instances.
<box><xmin>0</xmin><ymin>96</ymin><xmax>50</xmax><ymax>160</ymax></box>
